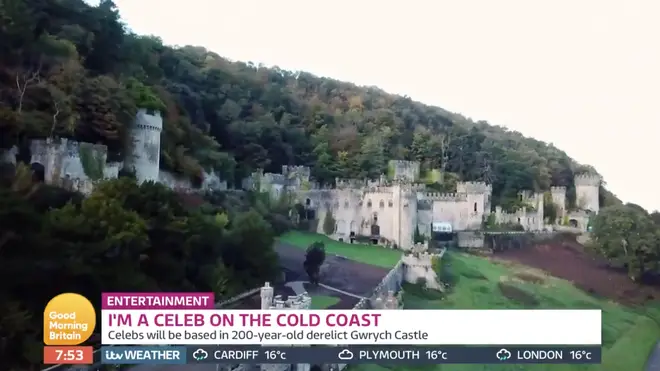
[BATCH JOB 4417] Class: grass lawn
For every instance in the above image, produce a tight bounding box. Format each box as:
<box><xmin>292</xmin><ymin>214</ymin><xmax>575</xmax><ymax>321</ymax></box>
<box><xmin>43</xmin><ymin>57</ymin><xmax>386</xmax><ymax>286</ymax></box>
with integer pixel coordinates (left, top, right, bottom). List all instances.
<box><xmin>351</xmin><ymin>251</ymin><xmax>660</xmax><ymax>371</ymax></box>
<box><xmin>278</xmin><ymin>231</ymin><xmax>402</xmax><ymax>268</ymax></box>
<box><xmin>310</xmin><ymin>295</ymin><xmax>340</xmax><ymax>309</ymax></box>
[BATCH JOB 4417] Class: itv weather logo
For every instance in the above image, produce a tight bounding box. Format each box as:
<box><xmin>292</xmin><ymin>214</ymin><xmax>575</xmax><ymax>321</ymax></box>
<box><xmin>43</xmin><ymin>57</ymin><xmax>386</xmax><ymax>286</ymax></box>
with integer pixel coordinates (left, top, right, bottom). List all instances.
<box><xmin>104</xmin><ymin>349</ymin><xmax>124</xmax><ymax>361</ymax></box>
<box><xmin>101</xmin><ymin>346</ymin><xmax>187</xmax><ymax>364</ymax></box>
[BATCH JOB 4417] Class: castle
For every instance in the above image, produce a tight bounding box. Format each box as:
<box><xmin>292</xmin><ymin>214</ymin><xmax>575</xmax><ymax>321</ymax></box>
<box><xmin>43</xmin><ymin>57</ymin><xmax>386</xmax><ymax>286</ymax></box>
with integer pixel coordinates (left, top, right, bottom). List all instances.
<box><xmin>249</xmin><ymin>160</ymin><xmax>600</xmax><ymax>249</ymax></box>
<box><xmin>1</xmin><ymin>109</ymin><xmax>227</xmax><ymax>193</ymax></box>
<box><xmin>0</xmin><ymin>108</ymin><xmax>600</xmax><ymax>246</ymax></box>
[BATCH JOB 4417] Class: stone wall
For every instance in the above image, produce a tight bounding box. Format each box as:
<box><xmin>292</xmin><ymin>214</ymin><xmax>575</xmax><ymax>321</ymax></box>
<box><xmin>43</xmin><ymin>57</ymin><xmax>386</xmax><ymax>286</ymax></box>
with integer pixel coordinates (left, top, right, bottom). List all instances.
<box><xmin>457</xmin><ymin>231</ymin><xmax>485</xmax><ymax>248</ymax></box>
<box><xmin>458</xmin><ymin>231</ymin><xmax>574</xmax><ymax>251</ymax></box>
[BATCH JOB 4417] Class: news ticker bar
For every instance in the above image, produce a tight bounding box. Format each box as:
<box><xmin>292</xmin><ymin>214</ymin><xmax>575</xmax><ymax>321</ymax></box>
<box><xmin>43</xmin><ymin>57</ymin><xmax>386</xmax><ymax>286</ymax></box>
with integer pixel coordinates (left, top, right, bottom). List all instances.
<box><xmin>98</xmin><ymin>345</ymin><xmax>601</xmax><ymax>365</ymax></box>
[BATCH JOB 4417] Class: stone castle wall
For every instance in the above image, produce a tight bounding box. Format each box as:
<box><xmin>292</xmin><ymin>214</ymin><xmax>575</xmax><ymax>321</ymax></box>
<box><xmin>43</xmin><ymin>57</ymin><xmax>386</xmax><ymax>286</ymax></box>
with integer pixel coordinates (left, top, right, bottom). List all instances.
<box><xmin>0</xmin><ymin>110</ymin><xmax>228</xmax><ymax>195</ymax></box>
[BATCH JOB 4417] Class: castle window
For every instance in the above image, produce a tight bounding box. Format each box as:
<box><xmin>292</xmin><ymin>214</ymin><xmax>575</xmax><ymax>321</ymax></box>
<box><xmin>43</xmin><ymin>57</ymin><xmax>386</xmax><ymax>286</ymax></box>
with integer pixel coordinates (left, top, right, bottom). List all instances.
<box><xmin>388</xmin><ymin>200</ymin><xmax>393</xmax><ymax>207</ymax></box>
<box><xmin>333</xmin><ymin>201</ymin><xmax>339</xmax><ymax>209</ymax></box>
<box><xmin>367</xmin><ymin>200</ymin><xmax>372</xmax><ymax>208</ymax></box>
<box><xmin>344</xmin><ymin>200</ymin><xmax>349</xmax><ymax>208</ymax></box>
<box><xmin>358</xmin><ymin>200</ymin><xmax>363</xmax><ymax>206</ymax></box>
<box><xmin>373</xmin><ymin>213</ymin><xmax>378</xmax><ymax>223</ymax></box>
<box><xmin>473</xmin><ymin>202</ymin><xmax>477</xmax><ymax>212</ymax></box>
<box><xmin>379</xmin><ymin>200</ymin><xmax>385</xmax><ymax>208</ymax></box>
<box><xmin>517</xmin><ymin>217</ymin><xmax>521</xmax><ymax>223</ymax></box>
<box><xmin>305</xmin><ymin>198</ymin><xmax>311</xmax><ymax>206</ymax></box>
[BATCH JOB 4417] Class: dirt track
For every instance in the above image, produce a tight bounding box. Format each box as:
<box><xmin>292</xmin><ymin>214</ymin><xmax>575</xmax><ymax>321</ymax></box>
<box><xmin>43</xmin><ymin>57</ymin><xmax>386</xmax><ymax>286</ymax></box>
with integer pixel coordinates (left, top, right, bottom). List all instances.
<box><xmin>494</xmin><ymin>239</ymin><xmax>660</xmax><ymax>305</ymax></box>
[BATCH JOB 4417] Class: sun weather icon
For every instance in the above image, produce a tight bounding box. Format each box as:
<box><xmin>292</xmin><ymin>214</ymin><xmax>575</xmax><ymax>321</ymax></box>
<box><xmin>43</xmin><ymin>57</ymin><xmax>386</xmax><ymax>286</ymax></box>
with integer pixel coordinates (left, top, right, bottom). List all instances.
<box><xmin>193</xmin><ymin>349</ymin><xmax>208</xmax><ymax>361</ymax></box>
<box><xmin>496</xmin><ymin>349</ymin><xmax>511</xmax><ymax>361</ymax></box>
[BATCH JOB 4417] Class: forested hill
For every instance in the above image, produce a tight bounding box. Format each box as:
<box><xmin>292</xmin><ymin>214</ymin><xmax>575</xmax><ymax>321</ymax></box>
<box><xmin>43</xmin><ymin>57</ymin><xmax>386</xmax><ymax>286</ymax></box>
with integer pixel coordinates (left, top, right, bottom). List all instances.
<box><xmin>1</xmin><ymin>0</ymin><xmax>619</xmax><ymax>208</ymax></box>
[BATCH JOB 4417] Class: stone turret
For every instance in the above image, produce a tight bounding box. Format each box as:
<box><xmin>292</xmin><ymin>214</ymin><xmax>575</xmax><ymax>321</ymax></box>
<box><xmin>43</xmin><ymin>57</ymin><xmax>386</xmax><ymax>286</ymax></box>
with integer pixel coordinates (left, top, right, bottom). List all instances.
<box><xmin>260</xmin><ymin>282</ymin><xmax>274</xmax><ymax>309</ymax></box>
<box><xmin>124</xmin><ymin>109</ymin><xmax>163</xmax><ymax>183</ymax></box>
<box><xmin>574</xmin><ymin>174</ymin><xmax>601</xmax><ymax>214</ymax></box>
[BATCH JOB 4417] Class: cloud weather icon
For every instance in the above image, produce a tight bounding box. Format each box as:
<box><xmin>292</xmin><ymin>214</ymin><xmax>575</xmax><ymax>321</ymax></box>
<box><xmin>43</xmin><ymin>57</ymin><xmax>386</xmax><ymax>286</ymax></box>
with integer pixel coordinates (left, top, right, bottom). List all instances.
<box><xmin>338</xmin><ymin>349</ymin><xmax>354</xmax><ymax>360</ymax></box>
<box><xmin>496</xmin><ymin>349</ymin><xmax>511</xmax><ymax>361</ymax></box>
<box><xmin>193</xmin><ymin>349</ymin><xmax>208</xmax><ymax>361</ymax></box>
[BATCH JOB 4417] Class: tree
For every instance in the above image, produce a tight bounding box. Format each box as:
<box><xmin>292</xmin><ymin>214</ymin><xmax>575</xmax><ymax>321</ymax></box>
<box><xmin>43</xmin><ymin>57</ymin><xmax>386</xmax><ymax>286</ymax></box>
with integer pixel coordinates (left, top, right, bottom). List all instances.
<box><xmin>304</xmin><ymin>242</ymin><xmax>326</xmax><ymax>285</ymax></box>
<box><xmin>323</xmin><ymin>209</ymin><xmax>336</xmax><ymax>235</ymax></box>
<box><xmin>591</xmin><ymin>204</ymin><xmax>660</xmax><ymax>281</ymax></box>
<box><xmin>543</xmin><ymin>198</ymin><xmax>558</xmax><ymax>224</ymax></box>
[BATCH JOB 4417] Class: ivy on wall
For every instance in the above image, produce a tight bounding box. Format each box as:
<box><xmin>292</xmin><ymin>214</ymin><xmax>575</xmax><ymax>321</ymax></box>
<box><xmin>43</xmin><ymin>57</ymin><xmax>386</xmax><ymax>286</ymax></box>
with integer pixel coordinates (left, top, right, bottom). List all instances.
<box><xmin>387</xmin><ymin>162</ymin><xmax>396</xmax><ymax>179</ymax></box>
<box><xmin>79</xmin><ymin>143</ymin><xmax>104</xmax><ymax>180</ymax></box>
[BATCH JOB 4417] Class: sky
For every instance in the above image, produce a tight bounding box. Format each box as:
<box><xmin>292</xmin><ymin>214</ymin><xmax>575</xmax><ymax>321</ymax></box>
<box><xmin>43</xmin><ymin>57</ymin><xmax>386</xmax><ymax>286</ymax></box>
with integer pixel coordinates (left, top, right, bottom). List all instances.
<box><xmin>108</xmin><ymin>0</ymin><xmax>659</xmax><ymax>211</ymax></box>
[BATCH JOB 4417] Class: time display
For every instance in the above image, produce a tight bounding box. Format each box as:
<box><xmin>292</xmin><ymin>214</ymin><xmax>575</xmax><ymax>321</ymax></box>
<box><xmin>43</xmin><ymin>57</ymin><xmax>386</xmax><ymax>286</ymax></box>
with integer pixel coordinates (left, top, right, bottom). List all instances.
<box><xmin>43</xmin><ymin>346</ymin><xmax>94</xmax><ymax>364</ymax></box>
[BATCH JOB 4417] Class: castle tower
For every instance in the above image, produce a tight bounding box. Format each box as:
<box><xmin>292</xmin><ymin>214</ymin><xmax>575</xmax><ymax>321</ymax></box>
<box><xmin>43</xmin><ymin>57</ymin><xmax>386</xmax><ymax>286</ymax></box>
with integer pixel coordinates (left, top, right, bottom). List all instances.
<box><xmin>260</xmin><ymin>282</ymin><xmax>274</xmax><ymax>309</ymax></box>
<box><xmin>397</xmin><ymin>184</ymin><xmax>418</xmax><ymax>249</ymax></box>
<box><xmin>388</xmin><ymin>160</ymin><xmax>420</xmax><ymax>182</ymax></box>
<box><xmin>574</xmin><ymin>174</ymin><xmax>601</xmax><ymax>214</ymax></box>
<box><xmin>534</xmin><ymin>192</ymin><xmax>544</xmax><ymax>230</ymax></box>
<box><xmin>124</xmin><ymin>109</ymin><xmax>163</xmax><ymax>183</ymax></box>
<box><xmin>550</xmin><ymin>186</ymin><xmax>567</xmax><ymax>222</ymax></box>
<box><xmin>456</xmin><ymin>181</ymin><xmax>491</xmax><ymax>229</ymax></box>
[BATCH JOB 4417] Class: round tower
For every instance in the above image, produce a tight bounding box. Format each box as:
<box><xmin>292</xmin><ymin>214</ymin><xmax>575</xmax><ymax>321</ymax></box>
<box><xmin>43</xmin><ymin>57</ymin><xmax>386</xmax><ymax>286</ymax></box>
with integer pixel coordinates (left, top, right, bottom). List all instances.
<box><xmin>125</xmin><ymin>109</ymin><xmax>163</xmax><ymax>183</ymax></box>
<box><xmin>574</xmin><ymin>174</ymin><xmax>601</xmax><ymax>214</ymax></box>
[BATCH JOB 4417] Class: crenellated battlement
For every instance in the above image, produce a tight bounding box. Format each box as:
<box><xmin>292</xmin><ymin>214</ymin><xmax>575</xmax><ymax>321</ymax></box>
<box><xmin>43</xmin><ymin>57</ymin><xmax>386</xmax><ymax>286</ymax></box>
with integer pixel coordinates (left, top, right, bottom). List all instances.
<box><xmin>400</xmin><ymin>183</ymin><xmax>426</xmax><ymax>192</ymax></box>
<box><xmin>259</xmin><ymin>282</ymin><xmax>311</xmax><ymax>310</ymax></box>
<box><xmin>30</xmin><ymin>138</ymin><xmax>107</xmax><ymax>160</ymax></box>
<box><xmin>282</xmin><ymin>165</ymin><xmax>310</xmax><ymax>178</ymax></box>
<box><xmin>364</xmin><ymin>186</ymin><xmax>394</xmax><ymax>195</ymax></box>
<box><xmin>574</xmin><ymin>174</ymin><xmax>601</xmax><ymax>186</ymax></box>
<box><xmin>402</xmin><ymin>252</ymin><xmax>436</xmax><ymax>267</ymax></box>
<box><xmin>335</xmin><ymin>178</ymin><xmax>367</xmax><ymax>189</ymax></box>
<box><xmin>457</xmin><ymin>181</ymin><xmax>492</xmax><ymax>194</ymax></box>
<box><xmin>134</xmin><ymin>109</ymin><xmax>163</xmax><ymax>131</ymax></box>
<box><xmin>425</xmin><ymin>192</ymin><xmax>468</xmax><ymax>202</ymax></box>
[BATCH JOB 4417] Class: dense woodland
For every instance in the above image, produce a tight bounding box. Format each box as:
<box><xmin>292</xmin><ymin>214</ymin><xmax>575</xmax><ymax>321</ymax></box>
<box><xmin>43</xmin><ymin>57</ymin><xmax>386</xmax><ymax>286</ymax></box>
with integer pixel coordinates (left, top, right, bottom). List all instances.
<box><xmin>0</xmin><ymin>165</ymin><xmax>290</xmax><ymax>369</ymax></box>
<box><xmin>592</xmin><ymin>204</ymin><xmax>660</xmax><ymax>283</ymax></box>
<box><xmin>0</xmin><ymin>0</ymin><xmax>650</xmax><ymax>369</ymax></box>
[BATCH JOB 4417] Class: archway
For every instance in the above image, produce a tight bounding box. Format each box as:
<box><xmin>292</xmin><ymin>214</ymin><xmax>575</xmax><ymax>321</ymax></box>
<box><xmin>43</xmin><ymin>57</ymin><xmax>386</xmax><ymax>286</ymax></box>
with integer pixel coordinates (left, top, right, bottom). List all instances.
<box><xmin>349</xmin><ymin>220</ymin><xmax>357</xmax><ymax>243</ymax></box>
<box><xmin>569</xmin><ymin>219</ymin><xmax>579</xmax><ymax>228</ymax></box>
<box><xmin>370</xmin><ymin>213</ymin><xmax>380</xmax><ymax>244</ymax></box>
<box><xmin>31</xmin><ymin>162</ymin><xmax>45</xmax><ymax>182</ymax></box>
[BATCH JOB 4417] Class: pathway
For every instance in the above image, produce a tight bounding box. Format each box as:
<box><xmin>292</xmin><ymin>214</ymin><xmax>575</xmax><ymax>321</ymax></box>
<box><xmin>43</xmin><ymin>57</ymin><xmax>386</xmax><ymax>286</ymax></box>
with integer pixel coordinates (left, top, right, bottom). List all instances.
<box><xmin>285</xmin><ymin>280</ymin><xmax>366</xmax><ymax>300</ymax></box>
<box><xmin>646</xmin><ymin>341</ymin><xmax>660</xmax><ymax>371</ymax></box>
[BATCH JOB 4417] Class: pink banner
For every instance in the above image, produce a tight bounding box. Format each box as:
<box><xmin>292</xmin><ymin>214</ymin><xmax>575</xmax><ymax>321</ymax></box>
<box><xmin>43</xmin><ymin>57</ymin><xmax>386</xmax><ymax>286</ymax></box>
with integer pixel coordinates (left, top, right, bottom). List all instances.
<box><xmin>101</xmin><ymin>292</ymin><xmax>214</xmax><ymax>309</ymax></box>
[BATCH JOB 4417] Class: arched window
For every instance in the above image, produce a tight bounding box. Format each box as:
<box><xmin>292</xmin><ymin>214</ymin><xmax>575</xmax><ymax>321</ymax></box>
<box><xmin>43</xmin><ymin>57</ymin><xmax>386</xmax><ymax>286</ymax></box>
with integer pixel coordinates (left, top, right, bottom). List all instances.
<box><xmin>379</xmin><ymin>200</ymin><xmax>385</xmax><ymax>208</ymax></box>
<box><xmin>305</xmin><ymin>198</ymin><xmax>311</xmax><ymax>206</ymax></box>
<box><xmin>344</xmin><ymin>200</ymin><xmax>349</xmax><ymax>208</ymax></box>
<box><xmin>367</xmin><ymin>199</ymin><xmax>372</xmax><ymax>208</ymax></box>
<box><xmin>388</xmin><ymin>200</ymin><xmax>393</xmax><ymax>207</ymax></box>
<box><xmin>474</xmin><ymin>202</ymin><xmax>477</xmax><ymax>212</ymax></box>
